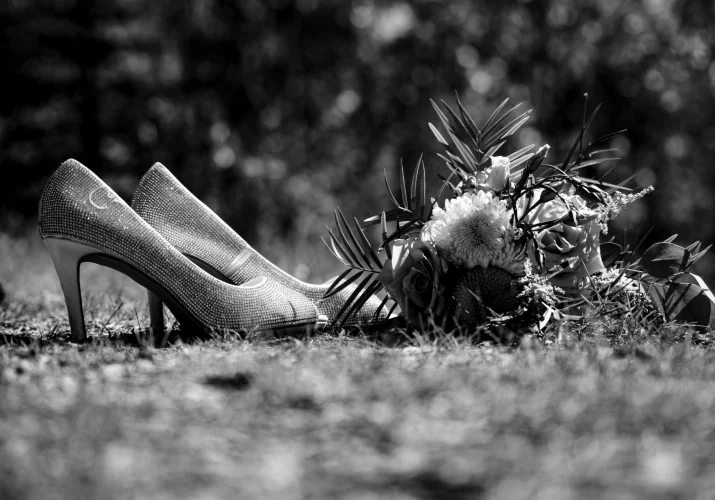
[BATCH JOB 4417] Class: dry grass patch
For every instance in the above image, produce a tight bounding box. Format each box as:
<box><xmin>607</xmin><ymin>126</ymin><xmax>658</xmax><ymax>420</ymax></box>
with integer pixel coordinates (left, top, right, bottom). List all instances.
<box><xmin>1</xmin><ymin>234</ymin><xmax>715</xmax><ymax>499</ymax></box>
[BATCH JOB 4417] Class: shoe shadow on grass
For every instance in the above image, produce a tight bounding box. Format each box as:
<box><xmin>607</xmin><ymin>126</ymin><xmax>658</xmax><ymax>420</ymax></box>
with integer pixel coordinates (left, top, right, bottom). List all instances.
<box><xmin>0</xmin><ymin>332</ymin><xmax>38</xmax><ymax>346</ymax></box>
<box><xmin>203</xmin><ymin>372</ymin><xmax>253</xmax><ymax>391</ymax></box>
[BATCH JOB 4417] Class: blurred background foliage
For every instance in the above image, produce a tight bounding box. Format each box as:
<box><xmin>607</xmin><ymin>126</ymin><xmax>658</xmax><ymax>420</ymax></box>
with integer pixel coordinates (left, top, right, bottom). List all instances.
<box><xmin>2</xmin><ymin>0</ymin><xmax>714</xmax><ymax>283</ymax></box>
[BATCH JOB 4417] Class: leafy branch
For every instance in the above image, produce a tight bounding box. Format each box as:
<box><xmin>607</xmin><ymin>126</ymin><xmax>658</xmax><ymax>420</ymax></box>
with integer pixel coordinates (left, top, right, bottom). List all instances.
<box><xmin>601</xmin><ymin>237</ymin><xmax>714</xmax><ymax>328</ymax></box>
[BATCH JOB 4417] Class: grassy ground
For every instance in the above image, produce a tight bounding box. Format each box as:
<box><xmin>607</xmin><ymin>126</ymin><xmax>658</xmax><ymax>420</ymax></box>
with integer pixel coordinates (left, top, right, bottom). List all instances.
<box><xmin>2</xmin><ymin>234</ymin><xmax>715</xmax><ymax>499</ymax></box>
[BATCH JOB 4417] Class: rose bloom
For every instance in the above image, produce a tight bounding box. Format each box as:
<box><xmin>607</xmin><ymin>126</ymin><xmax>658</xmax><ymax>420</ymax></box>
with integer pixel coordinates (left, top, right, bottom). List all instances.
<box><xmin>378</xmin><ymin>239</ymin><xmax>448</xmax><ymax>327</ymax></box>
<box><xmin>523</xmin><ymin>188</ymin><xmax>605</xmax><ymax>288</ymax></box>
<box><xmin>486</xmin><ymin>156</ymin><xmax>510</xmax><ymax>191</ymax></box>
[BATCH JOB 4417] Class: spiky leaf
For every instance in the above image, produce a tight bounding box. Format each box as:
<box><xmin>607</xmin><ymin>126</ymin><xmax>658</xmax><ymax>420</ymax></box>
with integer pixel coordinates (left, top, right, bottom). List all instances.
<box><xmin>641</xmin><ymin>242</ymin><xmax>689</xmax><ymax>278</ymax></box>
<box><xmin>664</xmin><ymin>273</ymin><xmax>715</xmax><ymax>327</ymax></box>
<box><xmin>600</xmin><ymin>242</ymin><xmax>623</xmax><ymax>268</ymax></box>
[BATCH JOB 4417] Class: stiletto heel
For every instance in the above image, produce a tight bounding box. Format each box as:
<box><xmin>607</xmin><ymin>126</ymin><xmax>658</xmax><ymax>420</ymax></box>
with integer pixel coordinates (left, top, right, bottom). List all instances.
<box><xmin>146</xmin><ymin>254</ymin><xmax>233</xmax><ymax>336</ymax></box>
<box><xmin>38</xmin><ymin>159</ymin><xmax>322</xmax><ymax>341</ymax></box>
<box><xmin>44</xmin><ymin>238</ymin><xmax>98</xmax><ymax>342</ymax></box>
<box><xmin>148</xmin><ymin>291</ymin><xmax>164</xmax><ymax>335</ymax></box>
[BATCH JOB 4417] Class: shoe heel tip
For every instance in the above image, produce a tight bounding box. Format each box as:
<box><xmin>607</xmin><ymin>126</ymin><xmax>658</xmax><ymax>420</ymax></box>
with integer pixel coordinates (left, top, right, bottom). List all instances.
<box><xmin>316</xmin><ymin>315</ymin><xmax>329</xmax><ymax>330</ymax></box>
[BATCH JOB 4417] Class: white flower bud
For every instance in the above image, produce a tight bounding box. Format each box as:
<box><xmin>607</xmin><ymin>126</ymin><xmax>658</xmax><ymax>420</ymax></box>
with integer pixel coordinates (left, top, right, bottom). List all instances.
<box><xmin>486</xmin><ymin>156</ymin><xmax>510</xmax><ymax>191</ymax></box>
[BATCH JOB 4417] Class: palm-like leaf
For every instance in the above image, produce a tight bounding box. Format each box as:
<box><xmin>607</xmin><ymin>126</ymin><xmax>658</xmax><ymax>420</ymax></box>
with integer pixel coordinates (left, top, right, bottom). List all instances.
<box><xmin>429</xmin><ymin>97</ymin><xmax>534</xmax><ymax>203</ymax></box>
<box><xmin>363</xmin><ymin>155</ymin><xmax>433</xmax><ymax>230</ymax></box>
<box><xmin>322</xmin><ymin>208</ymin><xmax>388</xmax><ymax>327</ymax></box>
<box><xmin>430</xmin><ymin>97</ymin><xmax>532</xmax><ymax>173</ymax></box>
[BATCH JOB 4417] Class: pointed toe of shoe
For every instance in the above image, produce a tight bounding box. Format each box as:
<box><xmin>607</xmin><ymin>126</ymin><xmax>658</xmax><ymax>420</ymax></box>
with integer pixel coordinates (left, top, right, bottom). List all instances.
<box><xmin>241</xmin><ymin>278</ymin><xmax>320</xmax><ymax>335</ymax></box>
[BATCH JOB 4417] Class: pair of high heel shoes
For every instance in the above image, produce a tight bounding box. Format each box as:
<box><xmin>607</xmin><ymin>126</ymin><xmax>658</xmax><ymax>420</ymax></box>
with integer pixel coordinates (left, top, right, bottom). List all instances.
<box><xmin>39</xmin><ymin>159</ymin><xmax>391</xmax><ymax>342</ymax></box>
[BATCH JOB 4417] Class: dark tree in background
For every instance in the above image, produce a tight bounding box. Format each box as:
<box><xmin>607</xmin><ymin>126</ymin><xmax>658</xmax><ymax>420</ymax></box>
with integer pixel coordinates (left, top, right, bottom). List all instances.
<box><xmin>2</xmin><ymin>0</ymin><xmax>714</xmax><ymax>282</ymax></box>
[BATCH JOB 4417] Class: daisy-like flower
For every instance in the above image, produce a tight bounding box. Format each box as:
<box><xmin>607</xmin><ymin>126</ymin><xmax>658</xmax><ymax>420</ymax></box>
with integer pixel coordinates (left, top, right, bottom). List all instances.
<box><xmin>421</xmin><ymin>190</ymin><xmax>524</xmax><ymax>273</ymax></box>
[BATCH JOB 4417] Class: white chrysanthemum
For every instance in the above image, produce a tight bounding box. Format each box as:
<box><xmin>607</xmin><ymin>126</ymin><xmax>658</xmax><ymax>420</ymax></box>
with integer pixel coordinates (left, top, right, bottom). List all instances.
<box><xmin>421</xmin><ymin>191</ymin><xmax>523</xmax><ymax>272</ymax></box>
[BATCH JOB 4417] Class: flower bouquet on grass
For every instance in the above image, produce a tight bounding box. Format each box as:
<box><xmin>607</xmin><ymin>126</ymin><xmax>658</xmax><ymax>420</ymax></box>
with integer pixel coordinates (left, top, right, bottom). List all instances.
<box><xmin>324</xmin><ymin>96</ymin><xmax>715</xmax><ymax>338</ymax></box>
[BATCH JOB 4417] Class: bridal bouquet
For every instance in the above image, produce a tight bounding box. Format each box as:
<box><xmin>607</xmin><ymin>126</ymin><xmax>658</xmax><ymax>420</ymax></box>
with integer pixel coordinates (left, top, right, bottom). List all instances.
<box><xmin>324</xmin><ymin>97</ymin><xmax>715</xmax><ymax>336</ymax></box>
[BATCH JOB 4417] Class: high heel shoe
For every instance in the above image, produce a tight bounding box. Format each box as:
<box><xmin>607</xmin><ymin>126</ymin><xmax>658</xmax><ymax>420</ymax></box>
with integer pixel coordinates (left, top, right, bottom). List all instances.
<box><xmin>38</xmin><ymin>159</ymin><xmax>325</xmax><ymax>342</ymax></box>
<box><xmin>132</xmin><ymin>163</ymin><xmax>395</xmax><ymax>329</ymax></box>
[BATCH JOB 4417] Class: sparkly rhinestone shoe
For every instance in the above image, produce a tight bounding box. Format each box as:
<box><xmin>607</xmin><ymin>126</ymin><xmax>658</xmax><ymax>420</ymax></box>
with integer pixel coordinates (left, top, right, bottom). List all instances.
<box><xmin>132</xmin><ymin>163</ymin><xmax>394</xmax><ymax>329</ymax></box>
<box><xmin>38</xmin><ymin>159</ymin><xmax>326</xmax><ymax>342</ymax></box>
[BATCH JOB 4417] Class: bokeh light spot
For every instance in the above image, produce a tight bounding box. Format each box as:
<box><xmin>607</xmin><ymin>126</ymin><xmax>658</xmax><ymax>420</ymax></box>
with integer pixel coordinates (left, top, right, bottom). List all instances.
<box><xmin>637</xmin><ymin>167</ymin><xmax>657</xmax><ymax>188</ymax></box>
<box><xmin>350</xmin><ymin>5</ymin><xmax>373</xmax><ymax>29</ymax></box>
<box><xmin>456</xmin><ymin>44</ymin><xmax>479</xmax><ymax>69</ymax></box>
<box><xmin>664</xmin><ymin>134</ymin><xmax>687</xmax><ymax>159</ymax></box>
<box><xmin>213</xmin><ymin>145</ymin><xmax>235</xmax><ymax>169</ymax></box>
<box><xmin>469</xmin><ymin>70</ymin><xmax>492</xmax><ymax>94</ymax></box>
<box><xmin>660</xmin><ymin>90</ymin><xmax>683</xmax><ymax>112</ymax></box>
<box><xmin>336</xmin><ymin>90</ymin><xmax>361</xmax><ymax>115</ymax></box>
<box><xmin>210</xmin><ymin>122</ymin><xmax>230</xmax><ymax>143</ymax></box>
<box><xmin>643</xmin><ymin>68</ymin><xmax>665</xmax><ymax>91</ymax></box>
<box><xmin>137</xmin><ymin>122</ymin><xmax>157</xmax><ymax>145</ymax></box>
<box><xmin>372</xmin><ymin>3</ymin><xmax>415</xmax><ymax>44</ymax></box>
<box><xmin>260</xmin><ymin>107</ymin><xmax>283</xmax><ymax>129</ymax></box>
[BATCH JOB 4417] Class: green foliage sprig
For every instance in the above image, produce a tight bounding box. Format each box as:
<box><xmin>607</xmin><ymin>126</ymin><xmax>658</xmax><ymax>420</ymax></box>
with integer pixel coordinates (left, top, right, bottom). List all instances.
<box><xmin>325</xmin><ymin>97</ymin><xmax>542</xmax><ymax>328</ymax></box>
<box><xmin>324</xmin><ymin>94</ymin><xmax>714</xmax><ymax>334</ymax></box>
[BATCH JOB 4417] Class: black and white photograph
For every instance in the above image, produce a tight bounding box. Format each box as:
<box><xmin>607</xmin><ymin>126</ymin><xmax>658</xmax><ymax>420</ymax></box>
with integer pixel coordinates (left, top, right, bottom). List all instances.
<box><xmin>1</xmin><ymin>0</ymin><xmax>715</xmax><ymax>498</ymax></box>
